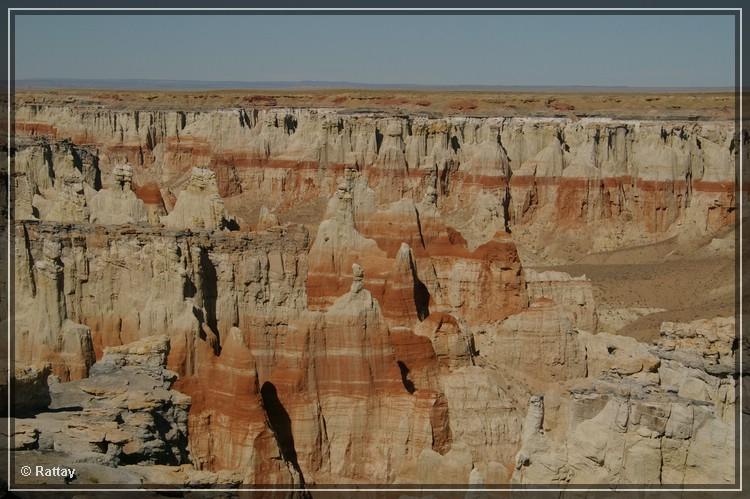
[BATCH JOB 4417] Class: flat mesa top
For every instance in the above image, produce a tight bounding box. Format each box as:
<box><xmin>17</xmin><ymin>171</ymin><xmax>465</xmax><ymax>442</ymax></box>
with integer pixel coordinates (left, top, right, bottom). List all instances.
<box><xmin>14</xmin><ymin>88</ymin><xmax>736</xmax><ymax>120</ymax></box>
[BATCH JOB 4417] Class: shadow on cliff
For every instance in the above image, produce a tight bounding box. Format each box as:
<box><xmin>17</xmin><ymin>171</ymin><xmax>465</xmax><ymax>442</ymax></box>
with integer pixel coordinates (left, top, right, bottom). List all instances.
<box><xmin>260</xmin><ymin>381</ymin><xmax>306</xmax><ymax>486</ymax></box>
<box><xmin>413</xmin><ymin>277</ymin><xmax>430</xmax><ymax>321</ymax></box>
<box><xmin>396</xmin><ymin>361</ymin><xmax>416</xmax><ymax>394</ymax></box>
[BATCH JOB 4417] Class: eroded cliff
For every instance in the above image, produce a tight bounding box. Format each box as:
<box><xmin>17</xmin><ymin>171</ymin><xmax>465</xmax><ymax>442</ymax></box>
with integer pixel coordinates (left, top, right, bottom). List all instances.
<box><xmin>10</xmin><ymin>99</ymin><xmax>741</xmax><ymax>488</ymax></box>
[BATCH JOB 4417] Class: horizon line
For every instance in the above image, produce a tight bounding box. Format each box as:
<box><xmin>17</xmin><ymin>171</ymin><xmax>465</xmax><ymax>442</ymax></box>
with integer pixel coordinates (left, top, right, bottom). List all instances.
<box><xmin>13</xmin><ymin>78</ymin><xmax>736</xmax><ymax>93</ymax></box>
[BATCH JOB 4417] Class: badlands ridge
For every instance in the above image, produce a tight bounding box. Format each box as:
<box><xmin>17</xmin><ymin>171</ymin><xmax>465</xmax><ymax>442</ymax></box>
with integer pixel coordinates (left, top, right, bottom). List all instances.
<box><xmin>8</xmin><ymin>90</ymin><xmax>743</xmax><ymax>488</ymax></box>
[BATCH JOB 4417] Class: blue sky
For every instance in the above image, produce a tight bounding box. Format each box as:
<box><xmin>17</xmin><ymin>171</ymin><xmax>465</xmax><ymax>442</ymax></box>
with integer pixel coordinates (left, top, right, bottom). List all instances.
<box><xmin>14</xmin><ymin>14</ymin><xmax>736</xmax><ymax>87</ymax></box>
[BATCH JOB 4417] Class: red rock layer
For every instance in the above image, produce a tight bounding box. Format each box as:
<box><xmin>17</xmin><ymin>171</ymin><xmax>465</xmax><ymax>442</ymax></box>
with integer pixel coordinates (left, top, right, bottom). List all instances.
<box><xmin>15</xmin><ymin>109</ymin><xmax>737</xmax><ymax>242</ymax></box>
<box><xmin>510</xmin><ymin>175</ymin><xmax>736</xmax><ymax>232</ymax></box>
<box><xmin>307</xmin><ymin>196</ymin><xmax>526</xmax><ymax>326</ymax></box>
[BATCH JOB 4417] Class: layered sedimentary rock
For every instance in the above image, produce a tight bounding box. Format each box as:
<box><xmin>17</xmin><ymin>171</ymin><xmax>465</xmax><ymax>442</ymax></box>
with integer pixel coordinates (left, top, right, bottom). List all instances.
<box><xmin>14</xmin><ymin>336</ymin><xmax>189</xmax><ymax>463</ymax></box>
<box><xmin>14</xmin><ymin>221</ymin><xmax>309</xmax><ymax>371</ymax></box>
<box><xmin>14</xmin><ymin>235</ymin><xmax>95</xmax><ymax>381</ymax></box>
<box><xmin>10</xmin><ymin>101</ymin><xmax>739</xmax><ymax>488</ymax></box>
<box><xmin>35</xmin><ymin>169</ymin><xmax>90</xmax><ymax>223</ymax></box>
<box><xmin>512</xmin><ymin>317</ymin><xmax>737</xmax><ymax>485</ymax></box>
<box><xmin>14</xmin><ymin>106</ymin><xmax>738</xmax><ymax>259</ymax></box>
<box><xmin>11</xmin><ymin>336</ymin><xmax>246</xmax><ymax>486</ymax></box>
<box><xmin>524</xmin><ymin>269</ymin><xmax>598</xmax><ymax>332</ymax></box>
<box><xmin>89</xmin><ymin>163</ymin><xmax>148</xmax><ymax>225</ymax></box>
<box><xmin>14</xmin><ymin>139</ymin><xmax>98</xmax><ymax>222</ymax></box>
<box><xmin>161</xmin><ymin>167</ymin><xmax>236</xmax><ymax>230</ymax></box>
<box><xmin>474</xmin><ymin>298</ymin><xmax>586</xmax><ymax>391</ymax></box>
<box><xmin>256</xmin><ymin>206</ymin><xmax>280</xmax><ymax>230</ymax></box>
<box><xmin>306</xmin><ymin>169</ymin><xmax>526</xmax><ymax>325</ymax></box>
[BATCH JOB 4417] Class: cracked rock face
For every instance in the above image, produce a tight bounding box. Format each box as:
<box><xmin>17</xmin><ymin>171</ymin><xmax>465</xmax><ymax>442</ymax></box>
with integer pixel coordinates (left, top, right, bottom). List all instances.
<box><xmin>89</xmin><ymin>164</ymin><xmax>148</xmax><ymax>225</ymax></box>
<box><xmin>512</xmin><ymin>318</ymin><xmax>737</xmax><ymax>486</ymax></box>
<box><xmin>14</xmin><ymin>336</ymin><xmax>190</xmax><ymax>468</ymax></box>
<box><xmin>10</xmin><ymin>99</ymin><xmax>739</xmax><ymax>488</ymax></box>
<box><xmin>161</xmin><ymin>167</ymin><xmax>236</xmax><ymax>230</ymax></box>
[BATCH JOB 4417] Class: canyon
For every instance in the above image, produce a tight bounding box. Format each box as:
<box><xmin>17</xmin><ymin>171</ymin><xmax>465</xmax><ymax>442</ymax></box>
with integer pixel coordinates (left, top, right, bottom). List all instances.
<box><xmin>8</xmin><ymin>90</ymin><xmax>743</xmax><ymax>489</ymax></box>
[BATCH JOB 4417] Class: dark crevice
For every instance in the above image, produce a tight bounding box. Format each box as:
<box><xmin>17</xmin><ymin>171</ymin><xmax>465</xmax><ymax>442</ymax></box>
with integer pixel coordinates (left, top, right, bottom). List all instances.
<box><xmin>154</xmin><ymin>411</ymin><xmax>188</xmax><ymax>464</ymax></box>
<box><xmin>439</xmin><ymin>160</ymin><xmax>458</xmax><ymax>195</ymax></box>
<box><xmin>43</xmin><ymin>405</ymin><xmax>83</xmax><ymax>413</ymax></box>
<box><xmin>183</xmin><ymin>273</ymin><xmax>197</xmax><ymax>299</ymax></box>
<box><xmin>556</xmin><ymin>129</ymin><xmax>570</xmax><ymax>152</ymax></box>
<box><xmin>414</xmin><ymin>208</ymin><xmax>427</xmax><ymax>250</ymax></box>
<box><xmin>468</xmin><ymin>335</ymin><xmax>479</xmax><ymax>359</ymax></box>
<box><xmin>191</xmin><ymin>306</ymin><xmax>205</xmax><ymax>323</ymax></box>
<box><xmin>198</xmin><ymin>250</ymin><xmax>220</xmax><ymax>354</ymax></box>
<box><xmin>91</xmin><ymin>155</ymin><xmax>102</xmax><ymax>190</ymax></box>
<box><xmin>22</xmin><ymin>224</ymin><xmax>37</xmax><ymax>296</ymax></box>
<box><xmin>502</xmin><ymin>184</ymin><xmax>513</xmax><ymax>234</ymax></box>
<box><xmin>11</xmin><ymin>387</ymin><xmax>52</xmax><ymax>419</ymax></box>
<box><xmin>283</xmin><ymin>115</ymin><xmax>298</xmax><ymax>135</ymax></box>
<box><xmin>43</xmin><ymin>142</ymin><xmax>55</xmax><ymax>183</ymax></box>
<box><xmin>556</xmin><ymin>129</ymin><xmax>565</xmax><ymax>145</ymax></box>
<box><xmin>146</xmin><ymin>128</ymin><xmax>156</xmax><ymax>151</ymax></box>
<box><xmin>412</xmin><ymin>276</ymin><xmax>430</xmax><ymax>322</ymax></box>
<box><xmin>223</xmin><ymin>218</ymin><xmax>240</xmax><ymax>231</ymax></box>
<box><xmin>375</xmin><ymin>128</ymin><xmax>384</xmax><ymax>153</ymax></box>
<box><xmin>260</xmin><ymin>382</ymin><xmax>306</xmax><ymax>486</ymax></box>
<box><xmin>450</xmin><ymin>136</ymin><xmax>461</xmax><ymax>153</ymax></box>
<box><xmin>396</xmin><ymin>361</ymin><xmax>416</xmax><ymax>394</ymax></box>
<box><xmin>499</xmin><ymin>135</ymin><xmax>513</xmax><ymax>234</ymax></box>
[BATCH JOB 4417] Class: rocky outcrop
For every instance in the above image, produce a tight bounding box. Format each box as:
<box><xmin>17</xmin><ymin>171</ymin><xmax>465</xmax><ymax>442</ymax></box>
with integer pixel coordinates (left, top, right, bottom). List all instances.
<box><xmin>15</xmin><ymin>235</ymin><xmax>95</xmax><ymax>381</ymax></box>
<box><xmin>14</xmin><ymin>139</ymin><xmax>99</xmax><ymax>223</ymax></box>
<box><xmin>475</xmin><ymin>299</ymin><xmax>586</xmax><ymax>390</ymax></box>
<box><xmin>307</xmin><ymin>170</ymin><xmax>526</xmax><ymax>325</ymax></box>
<box><xmin>176</xmin><ymin>326</ymin><xmax>305</xmax><ymax>486</ymax></box>
<box><xmin>512</xmin><ymin>317</ymin><xmax>737</xmax><ymax>485</ymax></box>
<box><xmin>655</xmin><ymin>317</ymin><xmax>736</xmax><ymax>376</ymax></box>
<box><xmin>15</xmin><ymin>220</ymin><xmax>309</xmax><ymax>371</ymax></box>
<box><xmin>257</xmin><ymin>205</ymin><xmax>280</xmax><ymax>230</ymax></box>
<box><xmin>89</xmin><ymin>164</ymin><xmax>148</xmax><ymax>225</ymax></box>
<box><xmin>12</xmin><ymin>363</ymin><xmax>52</xmax><ymax>417</ymax></box>
<box><xmin>161</xmin><ymin>167</ymin><xmax>237</xmax><ymax>230</ymax></box>
<box><xmin>10</xmin><ymin>336</ymin><xmax>252</xmax><ymax>487</ymax></box>
<box><xmin>34</xmin><ymin>169</ymin><xmax>90</xmax><ymax>223</ymax></box>
<box><xmin>524</xmin><ymin>269</ymin><xmax>598</xmax><ymax>332</ymax></box>
<box><xmin>15</xmin><ymin>336</ymin><xmax>190</xmax><ymax>467</ymax></box>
